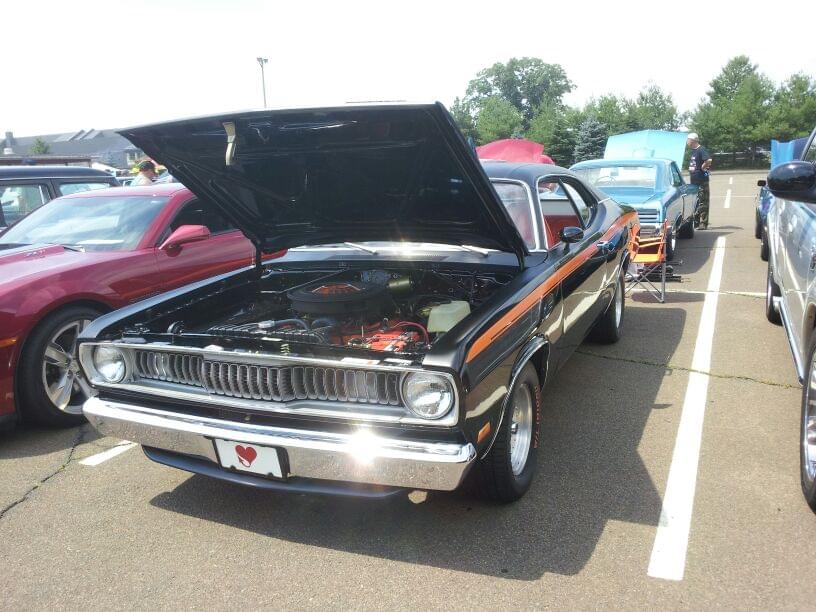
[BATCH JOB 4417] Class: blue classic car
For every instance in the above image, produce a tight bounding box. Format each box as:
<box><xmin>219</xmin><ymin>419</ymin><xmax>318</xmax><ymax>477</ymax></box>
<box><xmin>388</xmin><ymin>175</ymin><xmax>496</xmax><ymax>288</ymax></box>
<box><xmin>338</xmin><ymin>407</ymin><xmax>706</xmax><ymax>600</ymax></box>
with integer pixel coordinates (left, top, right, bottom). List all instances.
<box><xmin>570</xmin><ymin>158</ymin><xmax>697</xmax><ymax>260</ymax></box>
<box><xmin>756</xmin><ymin>137</ymin><xmax>808</xmax><ymax>261</ymax></box>
<box><xmin>765</xmin><ymin>125</ymin><xmax>816</xmax><ymax>513</ymax></box>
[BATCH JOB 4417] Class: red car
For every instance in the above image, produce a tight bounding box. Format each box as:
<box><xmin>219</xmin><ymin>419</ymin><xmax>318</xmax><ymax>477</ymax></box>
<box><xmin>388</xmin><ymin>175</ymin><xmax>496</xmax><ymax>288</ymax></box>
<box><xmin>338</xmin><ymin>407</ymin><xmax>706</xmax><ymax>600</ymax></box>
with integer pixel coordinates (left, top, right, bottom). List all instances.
<box><xmin>0</xmin><ymin>183</ymin><xmax>259</xmax><ymax>427</ymax></box>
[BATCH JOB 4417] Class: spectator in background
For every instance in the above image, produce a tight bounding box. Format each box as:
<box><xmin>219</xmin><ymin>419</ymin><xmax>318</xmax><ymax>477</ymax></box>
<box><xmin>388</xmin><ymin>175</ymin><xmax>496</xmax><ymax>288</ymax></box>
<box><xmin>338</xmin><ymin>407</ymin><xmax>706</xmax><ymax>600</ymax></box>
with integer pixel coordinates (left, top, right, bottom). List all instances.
<box><xmin>687</xmin><ymin>132</ymin><xmax>712</xmax><ymax>229</ymax></box>
<box><xmin>130</xmin><ymin>160</ymin><xmax>157</xmax><ymax>186</ymax></box>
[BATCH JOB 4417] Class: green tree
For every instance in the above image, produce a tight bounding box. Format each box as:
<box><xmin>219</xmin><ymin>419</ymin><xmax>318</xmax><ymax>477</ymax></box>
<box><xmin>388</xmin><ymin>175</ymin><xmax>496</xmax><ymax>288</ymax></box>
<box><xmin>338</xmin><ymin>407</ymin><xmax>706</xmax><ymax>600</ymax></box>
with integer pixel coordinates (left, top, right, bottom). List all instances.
<box><xmin>583</xmin><ymin>95</ymin><xmax>631</xmax><ymax>135</ymax></box>
<box><xmin>30</xmin><ymin>138</ymin><xmax>51</xmax><ymax>155</ymax></box>
<box><xmin>708</xmin><ymin>55</ymin><xmax>757</xmax><ymax>102</ymax></box>
<box><xmin>475</xmin><ymin>97</ymin><xmax>524</xmax><ymax>144</ymax></box>
<box><xmin>449</xmin><ymin>96</ymin><xmax>477</xmax><ymax>141</ymax></box>
<box><xmin>465</xmin><ymin>57</ymin><xmax>573</xmax><ymax>125</ymax></box>
<box><xmin>629</xmin><ymin>85</ymin><xmax>681</xmax><ymax>131</ymax></box>
<box><xmin>526</xmin><ymin>103</ymin><xmax>583</xmax><ymax>166</ymax></box>
<box><xmin>769</xmin><ymin>73</ymin><xmax>816</xmax><ymax>141</ymax></box>
<box><xmin>573</xmin><ymin>117</ymin><xmax>608</xmax><ymax>163</ymax></box>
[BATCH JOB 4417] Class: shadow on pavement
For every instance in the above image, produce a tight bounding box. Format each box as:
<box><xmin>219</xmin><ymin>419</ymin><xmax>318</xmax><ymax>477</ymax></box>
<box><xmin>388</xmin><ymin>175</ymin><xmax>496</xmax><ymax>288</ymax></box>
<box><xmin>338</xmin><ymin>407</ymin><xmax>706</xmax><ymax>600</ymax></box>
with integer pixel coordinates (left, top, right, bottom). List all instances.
<box><xmin>0</xmin><ymin>422</ymin><xmax>98</xmax><ymax>459</ymax></box>
<box><xmin>673</xmin><ymin>227</ymin><xmax>737</xmax><ymax>276</ymax></box>
<box><xmin>150</xmin><ymin>307</ymin><xmax>686</xmax><ymax>580</ymax></box>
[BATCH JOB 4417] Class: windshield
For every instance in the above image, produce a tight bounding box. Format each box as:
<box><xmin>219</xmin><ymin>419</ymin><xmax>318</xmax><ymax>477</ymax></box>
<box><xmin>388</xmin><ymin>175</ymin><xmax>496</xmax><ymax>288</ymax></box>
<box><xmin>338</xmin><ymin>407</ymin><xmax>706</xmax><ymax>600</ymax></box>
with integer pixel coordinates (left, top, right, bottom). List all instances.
<box><xmin>572</xmin><ymin>165</ymin><xmax>658</xmax><ymax>189</ymax></box>
<box><xmin>0</xmin><ymin>195</ymin><xmax>167</xmax><ymax>251</ymax></box>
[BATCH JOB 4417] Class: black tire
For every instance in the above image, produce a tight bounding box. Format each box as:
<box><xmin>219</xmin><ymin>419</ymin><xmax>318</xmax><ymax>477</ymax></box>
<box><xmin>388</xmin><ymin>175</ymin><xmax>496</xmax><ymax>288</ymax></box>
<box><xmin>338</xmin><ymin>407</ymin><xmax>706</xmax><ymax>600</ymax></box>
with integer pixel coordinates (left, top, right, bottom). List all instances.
<box><xmin>588</xmin><ymin>271</ymin><xmax>625</xmax><ymax>344</ymax></box>
<box><xmin>476</xmin><ymin>363</ymin><xmax>542</xmax><ymax>502</ymax></box>
<box><xmin>800</xmin><ymin>334</ymin><xmax>816</xmax><ymax>513</ymax></box>
<box><xmin>760</xmin><ymin>227</ymin><xmax>769</xmax><ymax>262</ymax></box>
<box><xmin>754</xmin><ymin>213</ymin><xmax>762</xmax><ymax>239</ymax></box>
<box><xmin>665</xmin><ymin>228</ymin><xmax>676</xmax><ymax>261</ymax></box>
<box><xmin>765</xmin><ymin>260</ymin><xmax>782</xmax><ymax>326</ymax></box>
<box><xmin>18</xmin><ymin>305</ymin><xmax>101</xmax><ymax>427</ymax></box>
<box><xmin>678</xmin><ymin>217</ymin><xmax>694</xmax><ymax>240</ymax></box>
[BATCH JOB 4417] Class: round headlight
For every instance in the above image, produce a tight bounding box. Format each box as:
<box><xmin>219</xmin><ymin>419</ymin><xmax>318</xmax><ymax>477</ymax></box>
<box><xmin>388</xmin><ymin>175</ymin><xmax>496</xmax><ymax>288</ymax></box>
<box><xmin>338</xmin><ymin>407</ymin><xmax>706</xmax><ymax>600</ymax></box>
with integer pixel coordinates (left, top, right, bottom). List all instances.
<box><xmin>402</xmin><ymin>372</ymin><xmax>454</xmax><ymax>420</ymax></box>
<box><xmin>93</xmin><ymin>346</ymin><xmax>126</xmax><ymax>383</ymax></box>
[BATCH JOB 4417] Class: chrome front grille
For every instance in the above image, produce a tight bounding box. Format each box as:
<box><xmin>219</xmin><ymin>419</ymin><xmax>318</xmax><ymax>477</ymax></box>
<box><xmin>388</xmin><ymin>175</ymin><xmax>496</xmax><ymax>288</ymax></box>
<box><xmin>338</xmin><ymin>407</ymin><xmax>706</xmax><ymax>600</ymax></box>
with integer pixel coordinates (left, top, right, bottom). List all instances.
<box><xmin>132</xmin><ymin>350</ymin><xmax>402</xmax><ymax>406</ymax></box>
<box><xmin>636</xmin><ymin>209</ymin><xmax>659</xmax><ymax>224</ymax></box>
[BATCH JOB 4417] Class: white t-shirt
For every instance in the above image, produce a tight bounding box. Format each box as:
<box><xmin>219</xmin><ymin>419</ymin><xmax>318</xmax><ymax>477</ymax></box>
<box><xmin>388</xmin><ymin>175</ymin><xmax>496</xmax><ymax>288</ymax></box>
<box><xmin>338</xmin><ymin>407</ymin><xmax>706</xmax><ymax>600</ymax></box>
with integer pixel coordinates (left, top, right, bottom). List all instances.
<box><xmin>130</xmin><ymin>173</ymin><xmax>154</xmax><ymax>186</ymax></box>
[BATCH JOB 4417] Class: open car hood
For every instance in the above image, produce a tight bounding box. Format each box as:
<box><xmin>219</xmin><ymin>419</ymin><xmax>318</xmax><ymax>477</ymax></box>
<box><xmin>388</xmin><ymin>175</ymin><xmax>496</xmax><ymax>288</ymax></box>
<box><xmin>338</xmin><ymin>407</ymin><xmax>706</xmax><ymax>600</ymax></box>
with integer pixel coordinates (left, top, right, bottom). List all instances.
<box><xmin>120</xmin><ymin>103</ymin><xmax>528</xmax><ymax>266</ymax></box>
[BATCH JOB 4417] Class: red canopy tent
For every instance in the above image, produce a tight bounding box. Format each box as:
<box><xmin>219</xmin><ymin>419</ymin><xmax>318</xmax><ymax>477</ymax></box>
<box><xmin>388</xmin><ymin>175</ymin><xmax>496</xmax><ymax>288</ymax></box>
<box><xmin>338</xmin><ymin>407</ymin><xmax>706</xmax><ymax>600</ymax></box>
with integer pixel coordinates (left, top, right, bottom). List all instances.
<box><xmin>475</xmin><ymin>138</ymin><xmax>555</xmax><ymax>165</ymax></box>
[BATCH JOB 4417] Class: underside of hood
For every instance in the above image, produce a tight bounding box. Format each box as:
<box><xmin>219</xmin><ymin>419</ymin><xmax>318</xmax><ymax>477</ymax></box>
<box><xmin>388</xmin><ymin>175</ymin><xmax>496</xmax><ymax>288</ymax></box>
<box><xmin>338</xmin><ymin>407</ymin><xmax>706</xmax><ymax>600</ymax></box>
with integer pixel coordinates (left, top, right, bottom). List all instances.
<box><xmin>120</xmin><ymin>103</ymin><xmax>528</xmax><ymax>266</ymax></box>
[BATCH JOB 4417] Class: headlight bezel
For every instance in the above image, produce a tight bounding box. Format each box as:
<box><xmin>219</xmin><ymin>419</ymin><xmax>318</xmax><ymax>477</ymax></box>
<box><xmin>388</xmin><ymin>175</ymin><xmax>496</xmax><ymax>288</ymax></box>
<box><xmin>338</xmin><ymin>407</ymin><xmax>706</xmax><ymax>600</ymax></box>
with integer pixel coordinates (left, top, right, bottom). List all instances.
<box><xmin>401</xmin><ymin>371</ymin><xmax>456</xmax><ymax>421</ymax></box>
<box><xmin>80</xmin><ymin>344</ymin><xmax>129</xmax><ymax>384</ymax></box>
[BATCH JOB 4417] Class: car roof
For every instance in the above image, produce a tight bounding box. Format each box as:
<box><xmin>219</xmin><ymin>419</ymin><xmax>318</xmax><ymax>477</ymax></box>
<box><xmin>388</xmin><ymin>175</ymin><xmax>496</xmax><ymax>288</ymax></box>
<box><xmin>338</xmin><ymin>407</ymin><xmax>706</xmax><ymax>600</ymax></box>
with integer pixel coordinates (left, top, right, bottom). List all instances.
<box><xmin>481</xmin><ymin>160</ymin><xmax>575</xmax><ymax>182</ymax></box>
<box><xmin>58</xmin><ymin>183</ymin><xmax>191</xmax><ymax>199</ymax></box>
<box><xmin>571</xmin><ymin>158</ymin><xmax>672</xmax><ymax>168</ymax></box>
<box><xmin>0</xmin><ymin>165</ymin><xmax>116</xmax><ymax>179</ymax></box>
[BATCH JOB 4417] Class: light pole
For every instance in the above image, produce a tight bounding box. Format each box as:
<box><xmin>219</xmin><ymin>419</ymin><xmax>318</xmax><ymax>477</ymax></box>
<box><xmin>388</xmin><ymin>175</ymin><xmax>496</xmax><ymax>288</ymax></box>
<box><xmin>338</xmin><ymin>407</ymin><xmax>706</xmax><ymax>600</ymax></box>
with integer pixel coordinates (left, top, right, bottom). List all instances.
<box><xmin>256</xmin><ymin>57</ymin><xmax>268</xmax><ymax>108</ymax></box>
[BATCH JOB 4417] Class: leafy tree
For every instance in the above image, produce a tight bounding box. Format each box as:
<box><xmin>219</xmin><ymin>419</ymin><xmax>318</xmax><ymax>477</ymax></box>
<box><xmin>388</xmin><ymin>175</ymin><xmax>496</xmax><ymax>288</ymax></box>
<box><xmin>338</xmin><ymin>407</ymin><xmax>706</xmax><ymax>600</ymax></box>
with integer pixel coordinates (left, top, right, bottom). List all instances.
<box><xmin>573</xmin><ymin>117</ymin><xmax>608</xmax><ymax>163</ymax></box>
<box><xmin>30</xmin><ymin>138</ymin><xmax>51</xmax><ymax>155</ymax></box>
<box><xmin>449</xmin><ymin>96</ymin><xmax>477</xmax><ymax>141</ymax></box>
<box><xmin>768</xmin><ymin>73</ymin><xmax>816</xmax><ymax>141</ymax></box>
<box><xmin>708</xmin><ymin>55</ymin><xmax>757</xmax><ymax>102</ymax></box>
<box><xmin>475</xmin><ymin>97</ymin><xmax>524</xmax><ymax>144</ymax></box>
<box><xmin>465</xmin><ymin>57</ymin><xmax>573</xmax><ymax>125</ymax></box>
<box><xmin>526</xmin><ymin>103</ymin><xmax>583</xmax><ymax>166</ymax></box>
<box><xmin>583</xmin><ymin>95</ymin><xmax>631</xmax><ymax>135</ymax></box>
<box><xmin>629</xmin><ymin>85</ymin><xmax>681</xmax><ymax>131</ymax></box>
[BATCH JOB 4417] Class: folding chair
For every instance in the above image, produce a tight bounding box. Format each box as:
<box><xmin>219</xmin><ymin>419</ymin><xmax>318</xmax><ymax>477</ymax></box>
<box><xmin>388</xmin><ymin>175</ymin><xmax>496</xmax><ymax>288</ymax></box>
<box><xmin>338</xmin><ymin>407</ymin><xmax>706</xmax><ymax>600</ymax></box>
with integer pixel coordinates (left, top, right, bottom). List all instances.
<box><xmin>625</xmin><ymin>220</ymin><xmax>668</xmax><ymax>303</ymax></box>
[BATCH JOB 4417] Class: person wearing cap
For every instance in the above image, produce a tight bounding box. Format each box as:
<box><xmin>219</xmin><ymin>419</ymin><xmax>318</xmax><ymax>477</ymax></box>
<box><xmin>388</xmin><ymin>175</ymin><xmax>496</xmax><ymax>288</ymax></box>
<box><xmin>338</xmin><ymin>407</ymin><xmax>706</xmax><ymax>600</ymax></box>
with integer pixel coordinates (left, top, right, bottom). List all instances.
<box><xmin>130</xmin><ymin>160</ymin><xmax>157</xmax><ymax>186</ymax></box>
<box><xmin>687</xmin><ymin>132</ymin><xmax>712</xmax><ymax>229</ymax></box>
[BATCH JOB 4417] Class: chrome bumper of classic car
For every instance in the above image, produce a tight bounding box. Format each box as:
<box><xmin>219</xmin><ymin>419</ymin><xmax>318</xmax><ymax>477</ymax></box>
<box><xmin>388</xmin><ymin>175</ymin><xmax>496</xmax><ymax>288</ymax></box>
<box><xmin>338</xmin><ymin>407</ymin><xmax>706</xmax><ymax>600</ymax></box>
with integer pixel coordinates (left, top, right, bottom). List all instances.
<box><xmin>83</xmin><ymin>397</ymin><xmax>476</xmax><ymax>491</ymax></box>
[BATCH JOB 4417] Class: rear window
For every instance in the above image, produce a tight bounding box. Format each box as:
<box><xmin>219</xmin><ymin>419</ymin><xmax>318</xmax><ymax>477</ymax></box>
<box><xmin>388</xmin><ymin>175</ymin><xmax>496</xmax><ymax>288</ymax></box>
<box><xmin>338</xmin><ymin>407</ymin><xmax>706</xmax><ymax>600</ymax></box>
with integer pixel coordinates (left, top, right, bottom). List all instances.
<box><xmin>58</xmin><ymin>181</ymin><xmax>114</xmax><ymax>196</ymax></box>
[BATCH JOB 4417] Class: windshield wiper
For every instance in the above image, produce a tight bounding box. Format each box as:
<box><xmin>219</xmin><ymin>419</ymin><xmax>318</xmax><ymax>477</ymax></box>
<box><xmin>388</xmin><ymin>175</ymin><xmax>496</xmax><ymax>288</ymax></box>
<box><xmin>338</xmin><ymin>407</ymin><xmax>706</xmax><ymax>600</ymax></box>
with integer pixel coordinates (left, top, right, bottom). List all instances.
<box><xmin>59</xmin><ymin>244</ymin><xmax>85</xmax><ymax>252</ymax></box>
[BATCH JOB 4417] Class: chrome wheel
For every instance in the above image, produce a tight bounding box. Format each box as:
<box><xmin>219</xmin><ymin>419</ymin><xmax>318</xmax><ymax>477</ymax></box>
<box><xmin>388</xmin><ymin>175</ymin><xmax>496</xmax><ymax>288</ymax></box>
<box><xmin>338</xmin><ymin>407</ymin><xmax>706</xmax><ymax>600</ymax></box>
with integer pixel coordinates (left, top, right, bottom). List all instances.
<box><xmin>509</xmin><ymin>383</ymin><xmax>533</xmax><ymax>476</ymax></box>
<box><xmin>804</xmin><ymin>354</ymin><xmax>816</xmax><ymax>486</ymax></box>
<box><xmin>41</xmin><ymin>318</ymin><xmax>93</xmax><ymax>415</ymax></box>
<box><xmin>614</xmin><ymin>278</ymin><xmax>623</xmax><ymax>328</ymax></box>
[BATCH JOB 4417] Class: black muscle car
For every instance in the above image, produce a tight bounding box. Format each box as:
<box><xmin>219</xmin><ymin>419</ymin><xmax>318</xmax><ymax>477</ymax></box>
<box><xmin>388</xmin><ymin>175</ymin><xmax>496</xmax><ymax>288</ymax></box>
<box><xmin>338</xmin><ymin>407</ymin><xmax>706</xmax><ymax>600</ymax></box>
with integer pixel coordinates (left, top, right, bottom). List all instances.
<box><xmin>78</xmin><ymin>103</ymin><xmax>639</xmax><ymax>502</ymax></box>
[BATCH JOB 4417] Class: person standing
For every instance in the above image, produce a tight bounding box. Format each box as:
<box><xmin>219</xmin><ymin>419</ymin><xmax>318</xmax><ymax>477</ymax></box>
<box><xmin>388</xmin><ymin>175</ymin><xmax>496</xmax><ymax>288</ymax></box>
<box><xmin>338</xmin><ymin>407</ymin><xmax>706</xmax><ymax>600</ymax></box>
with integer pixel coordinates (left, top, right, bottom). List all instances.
<box><xmin>687</xmin><ymin>132</ymin><xmax>712</xmax><ymax>229</ymax></box>
<box><xmin>130</xmin><ymin>160</ymin><xmax>157</xmax><ymax>186</ymax></box>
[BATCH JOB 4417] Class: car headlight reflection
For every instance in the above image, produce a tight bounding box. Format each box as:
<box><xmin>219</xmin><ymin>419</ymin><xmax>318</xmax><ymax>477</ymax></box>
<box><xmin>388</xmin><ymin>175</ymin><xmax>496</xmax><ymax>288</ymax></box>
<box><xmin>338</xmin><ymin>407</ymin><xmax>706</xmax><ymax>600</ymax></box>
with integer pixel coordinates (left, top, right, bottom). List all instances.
<box><xmin>92</xmin><ymin>346</ymin><xmax>127</xmax><ymax>383</ymax></box>
<box><xmin>402</xmin><ymin>372</ymin><xmax>454</xmax><ymax>420</ymax></box>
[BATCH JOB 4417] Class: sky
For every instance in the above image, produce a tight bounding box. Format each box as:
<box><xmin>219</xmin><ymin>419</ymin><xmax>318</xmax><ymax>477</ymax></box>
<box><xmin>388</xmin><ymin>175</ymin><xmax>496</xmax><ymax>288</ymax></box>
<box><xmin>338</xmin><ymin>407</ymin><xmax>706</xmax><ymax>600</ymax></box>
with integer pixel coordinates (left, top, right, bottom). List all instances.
<box><xmin>3</xmin><ymin>0</ymin><xmax>816</xmax><ymax>137</ymax></box>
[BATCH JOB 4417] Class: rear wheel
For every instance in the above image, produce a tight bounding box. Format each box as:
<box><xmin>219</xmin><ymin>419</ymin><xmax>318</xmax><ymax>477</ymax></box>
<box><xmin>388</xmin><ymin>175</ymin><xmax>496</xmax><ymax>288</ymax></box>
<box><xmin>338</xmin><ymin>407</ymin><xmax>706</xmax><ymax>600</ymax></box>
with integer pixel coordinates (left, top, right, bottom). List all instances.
<box><xmin>476</xmin><ymin>363</ymin><xmax>542</xmax><ymax>502</ymax></box>
<box><xmin>800</xmin><ymin>334</ymin><xmax>816</xmax><ymax>512</ymax></box>
<box><xmin>765</xmin><ymin>260</ymin><xmax>782</xmax><ymax>325</ymax></box>
<box><xmin>589</xmin><ymin>271</ymin><xmax>625</xmax><ymax>344</ymax></box>
<box><xmin>760</xmin><ymin>227</ymin><xmax>769</xmax><ymax>262</ymax></box>
<box><xmin>755</xmin><ymin>213</ymin><xmax>762</xmax><ymax>239</ymax></box>
<box><xmin>18</xmin><ymin>306</ymin><xmax>101</xmax><ymax>427</ymax></box>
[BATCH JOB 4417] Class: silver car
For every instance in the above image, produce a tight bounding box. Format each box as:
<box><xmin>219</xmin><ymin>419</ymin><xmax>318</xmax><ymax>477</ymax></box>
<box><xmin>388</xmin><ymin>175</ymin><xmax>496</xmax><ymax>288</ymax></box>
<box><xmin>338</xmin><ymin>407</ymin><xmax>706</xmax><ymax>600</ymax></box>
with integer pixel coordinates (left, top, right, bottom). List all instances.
<box><xmin>765</xmin><ymin>125</ymin><xmax>816</xmax><ymax>513</ymax></box>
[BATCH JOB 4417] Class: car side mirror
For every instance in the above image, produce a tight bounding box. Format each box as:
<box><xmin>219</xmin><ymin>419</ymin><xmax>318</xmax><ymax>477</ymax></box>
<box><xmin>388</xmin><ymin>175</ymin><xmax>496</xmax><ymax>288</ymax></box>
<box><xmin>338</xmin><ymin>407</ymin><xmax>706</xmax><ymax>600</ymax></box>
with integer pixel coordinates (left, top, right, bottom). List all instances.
<box><xmin>560</xmin><ymin>226</ymin><xmax>584</xmax><ymax>244</ymax></box>
<box><xmin>159</xmin><ymin>224</ymin><xmax>211</xmax><ymax>251</ymax></box>
<box><xmin>757</xmin><ymin>179</ymin><xmax>767</xmax><ymax>187</ymax></box>
<box><xmin>768</xmin><ymin>161</ymin><xmax>816</xmax><ymax>204</ymax></box>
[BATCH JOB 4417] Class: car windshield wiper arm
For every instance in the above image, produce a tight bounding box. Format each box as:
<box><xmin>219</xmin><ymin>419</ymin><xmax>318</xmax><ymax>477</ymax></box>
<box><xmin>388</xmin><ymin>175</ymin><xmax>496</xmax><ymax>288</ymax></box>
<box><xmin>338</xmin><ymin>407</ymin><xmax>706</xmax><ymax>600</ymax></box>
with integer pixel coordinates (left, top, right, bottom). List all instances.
<box><xmin>58</xmin><ymin>244</ymin><xmax>85</xmax><ymax>252</ymax></box>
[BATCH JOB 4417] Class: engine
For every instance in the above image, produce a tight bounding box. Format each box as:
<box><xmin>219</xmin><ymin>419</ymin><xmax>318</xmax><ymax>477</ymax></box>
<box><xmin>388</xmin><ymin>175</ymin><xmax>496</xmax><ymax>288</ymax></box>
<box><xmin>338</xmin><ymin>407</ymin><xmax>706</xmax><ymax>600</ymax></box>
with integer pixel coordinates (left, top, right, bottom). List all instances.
<box><xmin>194</xmin><ymin>269</ymin><xmax>510</xmax><ymax>355</ymax></box>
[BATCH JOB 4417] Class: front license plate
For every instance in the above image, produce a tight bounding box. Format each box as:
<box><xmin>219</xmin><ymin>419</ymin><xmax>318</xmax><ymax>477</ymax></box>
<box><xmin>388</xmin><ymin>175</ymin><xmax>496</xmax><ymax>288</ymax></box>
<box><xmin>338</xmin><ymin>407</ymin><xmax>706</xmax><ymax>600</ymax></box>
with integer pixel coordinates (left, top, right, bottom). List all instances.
<box><xmin>213</xmin><ymin>439</ymin><xmax>283</xmax><ymax>478</ymax></box>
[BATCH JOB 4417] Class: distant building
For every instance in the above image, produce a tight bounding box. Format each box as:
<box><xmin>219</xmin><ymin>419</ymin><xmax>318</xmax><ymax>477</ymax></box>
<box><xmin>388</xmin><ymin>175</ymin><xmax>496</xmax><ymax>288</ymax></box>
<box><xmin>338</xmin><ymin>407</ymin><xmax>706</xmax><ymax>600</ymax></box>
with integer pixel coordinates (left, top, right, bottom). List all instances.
<box><xmin>1</xmin><ymin>129</ymin><xmax>143</xmax><ymax>170</ymax></box>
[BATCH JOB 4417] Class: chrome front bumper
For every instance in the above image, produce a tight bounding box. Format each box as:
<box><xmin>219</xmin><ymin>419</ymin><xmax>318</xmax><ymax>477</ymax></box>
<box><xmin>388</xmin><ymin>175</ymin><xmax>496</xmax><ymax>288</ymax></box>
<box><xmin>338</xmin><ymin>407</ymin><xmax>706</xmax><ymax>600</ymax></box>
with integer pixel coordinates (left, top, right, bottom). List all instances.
<box><xmin>83</xmin><ymin>397</ymin><xmax>476</xmax><ymax>491</ymax></box>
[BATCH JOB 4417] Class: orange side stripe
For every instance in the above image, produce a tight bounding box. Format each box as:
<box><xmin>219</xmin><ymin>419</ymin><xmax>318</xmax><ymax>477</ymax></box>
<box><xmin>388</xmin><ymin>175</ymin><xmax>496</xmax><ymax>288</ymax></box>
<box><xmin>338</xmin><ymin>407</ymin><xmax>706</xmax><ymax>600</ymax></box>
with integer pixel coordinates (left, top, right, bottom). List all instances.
<box><xmin>0</xmin><ymin>337</ymin><xmax>17</xmax><ymax>349</ymax></box>
<box><xmin>466</xmin><ymin>212</ymin><xmax>638</xmax><ymax>363</ymax></box>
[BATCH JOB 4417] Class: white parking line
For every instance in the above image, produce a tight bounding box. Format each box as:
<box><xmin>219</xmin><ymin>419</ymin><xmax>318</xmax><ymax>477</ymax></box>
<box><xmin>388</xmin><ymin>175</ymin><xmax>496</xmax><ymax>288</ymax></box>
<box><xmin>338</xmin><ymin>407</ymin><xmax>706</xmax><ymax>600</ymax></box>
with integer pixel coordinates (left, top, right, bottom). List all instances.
<box><xmin>647</xmin><ymin>235</ymin><xmax>726</xmax><ymax>582</ymax></box>
<box><xmin>79</xmin><ymin>441</ymin><xmax>137</xmax><ymax>466</ymax></box>
<box><xmin>729</xmin><ymin>176</ymin><xmax>733</xmax><ymax>185</ymax></box>
<box><xmin>723</xmin><ymin>189</ymin><xmax>732</xmax><ymax>209</ymax></box>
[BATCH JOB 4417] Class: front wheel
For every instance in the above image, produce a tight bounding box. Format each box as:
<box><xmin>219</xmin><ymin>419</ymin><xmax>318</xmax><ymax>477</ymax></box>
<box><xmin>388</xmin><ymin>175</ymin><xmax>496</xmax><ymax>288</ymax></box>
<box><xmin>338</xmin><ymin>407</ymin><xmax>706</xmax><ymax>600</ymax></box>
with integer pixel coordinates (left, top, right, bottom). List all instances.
<box><xmin>475</xmin><ymin>363</ymin><xmax>542</xmax><ymax>502</ymax></box>
<box><xmin>760</xmin><ymin>227</ymin><xmax>769</xmax><ymax>262</ymax></box>
<box><xmin>800</xmin><ymin>335</ymin><xmax>816</xmax><ymax>512</ymax></box>
<box><xmin>17</xmin><ymin>306</ymin><xmax>101</xmax><ymax>427</ymax></box>
<box><xmin>665</xmin><ymin>228</ymin><xmax>676</xmax><ymax>261</ymax></box>
<box><xmin>678</xmin><ymin>217</ymin><xmax>695</xmax><ymax>240</ymax></box>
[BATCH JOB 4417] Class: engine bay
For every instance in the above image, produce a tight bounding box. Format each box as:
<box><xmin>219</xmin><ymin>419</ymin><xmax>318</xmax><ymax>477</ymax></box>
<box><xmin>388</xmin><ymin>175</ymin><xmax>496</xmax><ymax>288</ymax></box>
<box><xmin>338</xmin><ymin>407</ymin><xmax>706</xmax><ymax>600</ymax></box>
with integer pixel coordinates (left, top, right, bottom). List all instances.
<box><xmin>151</xmin><ymin>267</ymin><xmax>514</xmax><ymax>357</ymax></box>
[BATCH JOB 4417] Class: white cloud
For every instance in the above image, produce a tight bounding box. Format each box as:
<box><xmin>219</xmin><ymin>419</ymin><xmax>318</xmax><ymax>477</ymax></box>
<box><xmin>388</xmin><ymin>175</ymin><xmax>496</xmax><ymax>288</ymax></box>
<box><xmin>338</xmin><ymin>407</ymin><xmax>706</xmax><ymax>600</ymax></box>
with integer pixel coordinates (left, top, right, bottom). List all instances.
<box><xmin>4</xmin><ymin>0</ymin><xmax>815</xmax><ymax>135</ymax></box>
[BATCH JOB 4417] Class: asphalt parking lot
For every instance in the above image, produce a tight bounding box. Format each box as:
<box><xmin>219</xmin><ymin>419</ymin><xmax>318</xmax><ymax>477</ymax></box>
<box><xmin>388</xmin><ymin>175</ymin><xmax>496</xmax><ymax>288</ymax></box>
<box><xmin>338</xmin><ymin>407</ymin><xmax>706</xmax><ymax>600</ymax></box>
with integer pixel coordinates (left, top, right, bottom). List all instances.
<box><xmin>2</xmin><ymin>172</ymin><xmax>814</xmax><ymax>609</ymax></box>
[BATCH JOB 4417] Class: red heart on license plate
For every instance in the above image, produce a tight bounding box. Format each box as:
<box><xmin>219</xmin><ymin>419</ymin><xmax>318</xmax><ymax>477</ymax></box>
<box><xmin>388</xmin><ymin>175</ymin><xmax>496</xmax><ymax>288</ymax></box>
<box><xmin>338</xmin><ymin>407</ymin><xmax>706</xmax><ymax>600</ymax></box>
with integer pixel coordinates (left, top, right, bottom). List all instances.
<box><xmin>235</xmin><ymin>445</ymin><xmax>257</xmax><ymax>468</ymax></box>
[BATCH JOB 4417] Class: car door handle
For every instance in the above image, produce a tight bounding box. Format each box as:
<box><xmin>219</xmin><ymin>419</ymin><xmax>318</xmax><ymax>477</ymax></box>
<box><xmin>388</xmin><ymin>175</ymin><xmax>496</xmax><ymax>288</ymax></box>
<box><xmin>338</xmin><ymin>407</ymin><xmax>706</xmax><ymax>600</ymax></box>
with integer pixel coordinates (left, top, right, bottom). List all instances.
<box><xmin>595</xmin><ymin>241</ymin><xmax>615</xmax><ymax>255</ymax></box>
